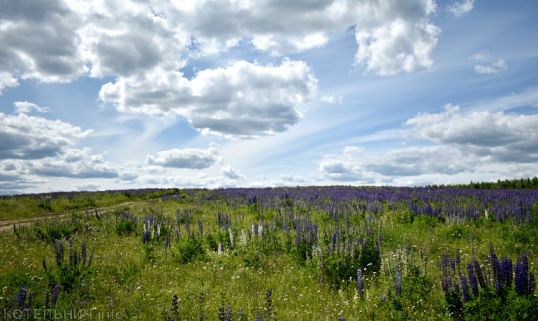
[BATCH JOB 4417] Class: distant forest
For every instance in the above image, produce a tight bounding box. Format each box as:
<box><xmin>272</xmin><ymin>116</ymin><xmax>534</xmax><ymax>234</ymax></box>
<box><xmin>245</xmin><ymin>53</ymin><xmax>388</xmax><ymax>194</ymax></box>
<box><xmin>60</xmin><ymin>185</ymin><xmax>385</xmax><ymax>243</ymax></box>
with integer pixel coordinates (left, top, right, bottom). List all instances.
<box><xmin>433</xmin><ymin>177</ymin><xmax>538</xmax><ymax>189</ymax></box>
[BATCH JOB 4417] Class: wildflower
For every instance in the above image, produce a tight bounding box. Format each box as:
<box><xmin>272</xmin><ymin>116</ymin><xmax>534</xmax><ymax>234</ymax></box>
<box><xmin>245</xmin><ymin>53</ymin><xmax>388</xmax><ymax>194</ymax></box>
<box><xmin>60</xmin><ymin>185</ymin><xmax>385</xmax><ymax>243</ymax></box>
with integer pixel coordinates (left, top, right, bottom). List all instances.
<box><xmin>16</xmin><ymin>287</ymin><xmax>28</xmax><ymax>309</ymax></box>
<box><xmin>395</xmin><ymin>265</ymin><xmax>402</xmax><ymax>296</ymax></box>
<box><xmin>467</xmin><ymin>263</ymin><xmax>478</xmax><ymax>296</ymax></box>
<box><xmin>515</xmin><ymin>253</ymin><xmax>531</xmax><ymax>296</ymax></box>
<box><xmin>51</xmin><ymin>285</ymin><xmax>60</xmax><ymax>306</ymax></box>
<box><xmin>357</xmin><ymin>269</ymin><xmax>364</xmax><ymax>295</ymax></box>
<box><xmin>473</xmin><ymin>259</ymin><xmax>486</xmax><ymax>289</ymax></box>
<box><xmin>460</xmin><ymin>273</ymin><xmax>470</xmax><ymax>302</ymax></box>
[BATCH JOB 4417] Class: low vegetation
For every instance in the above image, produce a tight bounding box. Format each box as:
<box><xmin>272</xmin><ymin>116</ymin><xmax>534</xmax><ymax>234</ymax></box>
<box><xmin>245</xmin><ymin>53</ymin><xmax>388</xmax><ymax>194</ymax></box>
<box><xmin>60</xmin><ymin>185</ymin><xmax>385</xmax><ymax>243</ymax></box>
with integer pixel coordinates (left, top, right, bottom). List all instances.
<box><xmin>1</xmin><ymin>185</ymin><xmax>537</xmax><ymax>320</ymax></box>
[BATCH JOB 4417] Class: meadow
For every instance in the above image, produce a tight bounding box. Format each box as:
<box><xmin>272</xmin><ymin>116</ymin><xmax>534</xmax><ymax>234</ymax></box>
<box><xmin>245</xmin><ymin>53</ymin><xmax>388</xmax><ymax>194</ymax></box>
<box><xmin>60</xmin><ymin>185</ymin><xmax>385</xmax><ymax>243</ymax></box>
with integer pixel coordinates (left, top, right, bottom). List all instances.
<box><xmin>1</xmin><ymin>185</ymin><xmax>537</xmax><ymax>320</ymax></box>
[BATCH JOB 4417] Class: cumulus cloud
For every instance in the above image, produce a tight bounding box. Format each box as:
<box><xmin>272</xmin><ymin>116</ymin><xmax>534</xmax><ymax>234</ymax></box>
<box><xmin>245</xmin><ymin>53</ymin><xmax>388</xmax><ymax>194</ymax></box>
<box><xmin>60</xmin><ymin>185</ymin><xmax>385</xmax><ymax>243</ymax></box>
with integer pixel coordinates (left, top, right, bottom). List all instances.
<box><xmin>0</xmin><ymin>112</ymin><xmax>138</xmax><ymax>184</ymax></box>
<box><xmin>448</xmin><ymin>0</ymin><xmax>476</xmax><ymax>17</ymax></box>
<box><xmin>167</xmin><ymin>0</ymin><xmax>440</xmax><ymax>75</ymax></box>
<box><xmin>0</xmin><ymin>0</ymin><xmax>442</xmax><ymax>95</ymax></box>
<box><xmin>75</xmin><ymin>2</ymin><xmax>189</xmax><ymax>78</ymax></box>
<box><xmin>406</xmin><ymin>104</ymin><xmax>538</xmax><ymax>162</ymax></box>
<box><xmin>0</xmin><ymin>112</ymin><xmax>91</xmax><ymax>160</ymax></box>
<box><xmin>0</xmin><ymin>161</ymin><xmax>44</xmax><ymax>194</ymax></box>
<box><xmin>320</xmin><ymin>102</ymin><xmax>538</xmax><ymax>183</ymax></box>
<box><xmin>276</xmin><ymin>175</ymin><xmax>307</xmax><ymax>185</ymax></box>
<box><xmin>100</xmin><ymin>60</ymin><xmax>318</xmax><ymax>138</ymax></box>
<box><xmin>0</xmin><ymin>72</ymin><xmax>18</xmax><ymax>94</ymax></box>
<box><xmin>319</xmin><ymin>160</ymin><xmax>363</xmax><ymax>182</ymax></box>
<box><xmin>474</xmin><ymin>59</ymin><xmax>507</xmax><ymax>74</ymax></box>
<box><xmin>14</xmin><ymin>101</ymin><xmax>50</xmax><ymax>114</ymax></box>
<box><xmin>0</xmin><ymin>0</ymin><xmax>87</xmax><ymax>83</ymax></box>
<box><xmin>353</xmin><ymin>1</ymin><xmax>439</xmax><ymax>75</ymax></box>
<box><xmin>364</xmin><ymin>146</ymin><xmax>469</xmax><ymax>177</ymax></box>
<box><xmin>470</xmin><ymin>51</ymin><xmax>489</xmax><ymax>61</ymax></box>
<box><xmin>146</xmin><ymin>147</ymin><xmax>219</xmax><ymax>169</ymax></box>
<box><xmin>28</xmin><ymin>148</ymin><xmax>119</xmax><ymax>179</ymax></box>
<box><xmin>221</xmin><ymin>166</ymin><xmax>244</xmax><ymax>180</ymax></box>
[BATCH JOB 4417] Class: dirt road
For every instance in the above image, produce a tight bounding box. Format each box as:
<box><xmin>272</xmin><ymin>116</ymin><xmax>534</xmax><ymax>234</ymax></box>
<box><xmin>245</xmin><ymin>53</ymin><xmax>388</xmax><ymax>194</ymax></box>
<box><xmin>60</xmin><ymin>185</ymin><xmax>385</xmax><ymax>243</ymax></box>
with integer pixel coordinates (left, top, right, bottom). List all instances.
<box><xmin>0</xmin><ymin>200</ymin><xmax>148</xmax><ymax>233</ymax></box>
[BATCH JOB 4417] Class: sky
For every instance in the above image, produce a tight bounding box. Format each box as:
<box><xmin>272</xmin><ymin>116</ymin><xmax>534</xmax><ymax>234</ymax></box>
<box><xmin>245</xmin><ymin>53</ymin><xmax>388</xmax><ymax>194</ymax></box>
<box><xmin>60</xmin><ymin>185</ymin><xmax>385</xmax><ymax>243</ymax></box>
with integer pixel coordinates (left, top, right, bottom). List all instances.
<box><xmin>1</xmin><ymin>0</ymin><xmax>538</xmax><ymax>194</ymax></box>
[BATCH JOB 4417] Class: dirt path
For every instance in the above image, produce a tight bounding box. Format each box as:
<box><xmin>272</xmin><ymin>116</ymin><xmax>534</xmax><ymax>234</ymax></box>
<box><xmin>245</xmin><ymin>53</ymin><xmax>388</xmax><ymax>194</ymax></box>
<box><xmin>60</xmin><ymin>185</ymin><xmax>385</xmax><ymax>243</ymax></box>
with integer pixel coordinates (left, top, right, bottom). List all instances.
<box><xmin>0</xmin><ymin>200</ymin><xmax>148</xmax><ymax>233</ymax></box>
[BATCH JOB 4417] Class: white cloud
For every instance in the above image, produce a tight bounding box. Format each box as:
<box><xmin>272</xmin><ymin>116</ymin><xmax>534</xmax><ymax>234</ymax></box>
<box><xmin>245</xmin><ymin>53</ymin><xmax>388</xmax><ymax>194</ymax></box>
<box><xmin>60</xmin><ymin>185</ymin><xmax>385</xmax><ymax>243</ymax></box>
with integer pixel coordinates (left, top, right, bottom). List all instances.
<box><xmin>167</xmin><ymin>0</ymin><xmax>440</xmax><ymax>75</ymax></box>
<box><xmin>448</xmin><ymin>0</ymin><xmax>476</xmax><ymax>17</ymax></box>
<box><xmin>0</xmin><ymin>0</ymin><xmax>442</xmax><ymax>93</ymax></box>
<box><xmin>406</xmin><ymin>104</ymin><xmax>538</xmax><ymax>162</ymax></box>
<box><xmin>0</xmin><ymin>167</ymin><xmax>40</xmax><ymax>193</ymax></box>
<box><xmin>1</xmin><ymin>148</ymin><xmax>138</xmax><ymax>181</ymax></box>
<box><xmin>29</xmin><ymin>149</ymin><xmax>119</xmax><ymax>179</ymax></box>
<box><xmin>100</xmin><ymin>60</ymin><xmax>318</xmax><ymax>138</ymax></box>
<box><xmin>470</xmin><ymin>50</ymin><xmax>489</xmax><ymax>61</ymax></box>
<box><xmin>75</xmin><ymin>2</ymin><xmax>189</xmax><ymax>78</ymax></box>
<box><xmin>221</xmin><ymin>166</ymin><xmax>244</xmax><ymax>180</ymax></box>
<box><xmin>146</xmin><ymin>147</ymin><xmax>220</xmax><ymax>169</ymax></box>
<box><xmin>320</xmin><ymin>101</ymin><xmax>538</xmax><ymax>184</ymax></box>
<box><xmin>0</xmin><ymin>72</ymin><xmax>18</xmax><ymax>94</ymax></box>
<box><xmin>319</xmin><ymin>160</ymin><xmax>363</xmax><ymax>182</ymax></box>
<box><xmin>0</xmin><ymin>112</ymin><xmax>91</xmax><ymax>160</ymax></box>
<box><xmin>14</xmin><ymin>101</ymin><xmax>51</xmax><ymax>114</ymax></box>
<box><xmin>76</xmin><ymin>184</ymin><xmax>100</xmax><ymax>191</ymax></box>
<box><xmin>474</xmin><ymin>59</ymin><xmax>507</xmax><ymax>74</ymax></box>
<box><xmin>355</xmin><ymin>14</ymin><xmax>439</xmax><ymax>75</ymax></box>
<box><xmin>0</xmin><ymin>111</ymin><xmax>139</xmax><ymax>184</ymax></box>
<box><xmin>0</xmin><ymin>0</ymin><xmax>87</xmax><ymax>83</ymax></box>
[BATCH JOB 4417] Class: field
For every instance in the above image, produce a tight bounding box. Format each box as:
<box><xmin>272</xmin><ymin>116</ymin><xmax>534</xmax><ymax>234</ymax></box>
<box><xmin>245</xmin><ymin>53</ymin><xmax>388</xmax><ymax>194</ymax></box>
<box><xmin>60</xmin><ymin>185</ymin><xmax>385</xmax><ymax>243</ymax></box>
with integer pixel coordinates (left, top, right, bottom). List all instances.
<box><xmin>1</xmin><ymin>186</ymin><xmax>537</xmax><ymax>320</ymax></box>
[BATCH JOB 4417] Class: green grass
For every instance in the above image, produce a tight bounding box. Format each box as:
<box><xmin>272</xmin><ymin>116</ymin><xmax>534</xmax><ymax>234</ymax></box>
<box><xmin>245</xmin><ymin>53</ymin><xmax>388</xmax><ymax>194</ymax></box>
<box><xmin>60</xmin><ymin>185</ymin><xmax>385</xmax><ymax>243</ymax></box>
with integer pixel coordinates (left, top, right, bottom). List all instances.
<box><xmin>0</xmin><ymin>189</ymin><xmax>180</xmax><ymax>220</ymax></box>
<box><xmin>0</xmin><ymin>194</ymin><xmax>536</xmax><ymax>320</ymax></box>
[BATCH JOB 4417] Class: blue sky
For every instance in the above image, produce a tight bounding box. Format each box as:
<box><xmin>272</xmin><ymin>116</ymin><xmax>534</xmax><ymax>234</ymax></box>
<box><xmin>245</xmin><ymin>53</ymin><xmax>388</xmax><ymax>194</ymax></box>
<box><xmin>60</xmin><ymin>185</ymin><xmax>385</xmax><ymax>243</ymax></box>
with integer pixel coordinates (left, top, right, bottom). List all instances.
<box><xmin>1</xmin><ymin>0</ymin><xmax>538</xmax><ymax>193</ymax></box>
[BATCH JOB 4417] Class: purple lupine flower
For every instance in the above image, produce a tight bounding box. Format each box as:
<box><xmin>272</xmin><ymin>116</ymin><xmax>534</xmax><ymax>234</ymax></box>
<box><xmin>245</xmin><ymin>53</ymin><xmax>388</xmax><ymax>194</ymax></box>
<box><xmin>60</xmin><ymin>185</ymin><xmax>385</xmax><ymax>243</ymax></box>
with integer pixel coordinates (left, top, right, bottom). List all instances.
<box><xmin>15</xmin><ymin>287</ymin><xmax>27</xmax><ymax>309</ymax></box>
<box><xmin>81</xmin><ymin>242</ymin><xmax>87</xmax><ymax>260</ymax></box>
<box><xmin>450</xmin><ymin>258</ymin><xmax>456</xmax><ymax>274</ymax></box>
<box><xmin>142</xmin><ymin>229</ymin><xmax>151</xmax><ymax>243</ymax></box>
<box><xmin>171</xmin><ymin>294</ymin><xmax>180</xmax><ymax>320</ymax></box>
<box><xmin>441</xmin><ymin>254</ymin><xmax>450</xmax><ymax>275</ymax></box>
<box><xmin>515</xmin><ymin>253</ymin><xmax>530</xmax><ymax>295</ymax></box>
<box><xmin>460</xmin><ymin>273</ymin><xmax>470</xmax><ymax>302</ymax></box>
<box><xmin>473</xmin><ymin>259</ymin><xmax>486</xmax><ymax>289</ymax></box>
<box><xmin>52</xmin><ymin>239</ymin><xmax>64</xmax><ymax>266</ymax></box>
<box><xmin>490</xmin><ymin>248</ymin><xmax>500</xmax><ymax>282</ymax></box>
<box><xmin>165</xmin><ymin>231</ymin><xmax>171</xmax><ymax>249</ymax></box>
<box><xmin>51</xmin><ymin>285</ymin><xmax>60</xmax><ymax>306</ymax></box>
<box><xmin>467</xmin><ymin>263</ymin><xmax>479</xmax><ymax>296</ymax></box>
<box><xmin>395</xmin><ymin>266</ymin><xmax>402</xmax><ymax>296</ymax></box>
<box><xmin>500</xmin><ymin>257</ymin><xmax>513</xmax><ymax>289</ymax></box>
<box><xmin>442</xmin><ymin>277</ymin><xmax>451</xmax><ymax>296</ymax></box>
<box><xmin>338</xmin><ymin>317</ymin><xmax>346</xmax><ymax>321</ymax></box>
<box><xmin>331</xmin><ymin>232</ymin><xmax>338</xmax><ymax>252</ymax></box>
<box><xmin>357</xmin><ymin>269</ymin><xmax>364</xmax><ymax>294</ymax></box>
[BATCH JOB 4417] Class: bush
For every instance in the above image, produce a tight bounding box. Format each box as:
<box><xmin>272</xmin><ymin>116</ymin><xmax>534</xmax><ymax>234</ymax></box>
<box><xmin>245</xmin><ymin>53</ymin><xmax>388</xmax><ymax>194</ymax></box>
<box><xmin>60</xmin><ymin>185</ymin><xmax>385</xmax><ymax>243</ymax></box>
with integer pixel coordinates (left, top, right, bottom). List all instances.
<box><xmin>115</xmin><ymin>211</ymin><xmax>137</xmax><ymax>235</ymax></box>
<box><xmin>34</xmin><ymin>219</ymin><xmax>81</xmax><ymax>241</ymax></box>
<box><xmin>463</xmin><ymin>290</ymin><xmax>538</xmax><ymax>321</ymax></box>
<box><xmin>177</xmin><ymin>237</ymin><xmax>206</xmax><ymax>264</ymax></box>
<box><xmin>318</xmin><ymin>239</ymin><xmax>381</xmax><ymax>288</ymax></box>
<box><xmin>43</xmin><ymin>239</ymin><xmax>93</xmax><ymax>290</ymax></box>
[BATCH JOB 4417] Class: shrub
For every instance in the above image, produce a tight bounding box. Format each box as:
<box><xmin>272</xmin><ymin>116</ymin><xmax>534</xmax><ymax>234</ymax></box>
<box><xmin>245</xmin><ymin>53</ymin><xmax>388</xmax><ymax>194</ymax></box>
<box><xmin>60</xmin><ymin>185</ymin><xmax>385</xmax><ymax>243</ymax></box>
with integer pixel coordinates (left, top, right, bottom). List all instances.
<box><xmin>43</xmin><ymin>239</ymin><xmax>93</xmax><ymax>290</ymax></box>
<box><xmin>115</xmin><ymin>210</ymin><xmax>137</xmax><ymax>235</ymax></box>
<box><xmin>177</xmin><ymin>237</ymin><xmax>206</xmax><ymax>264</ymax></box>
